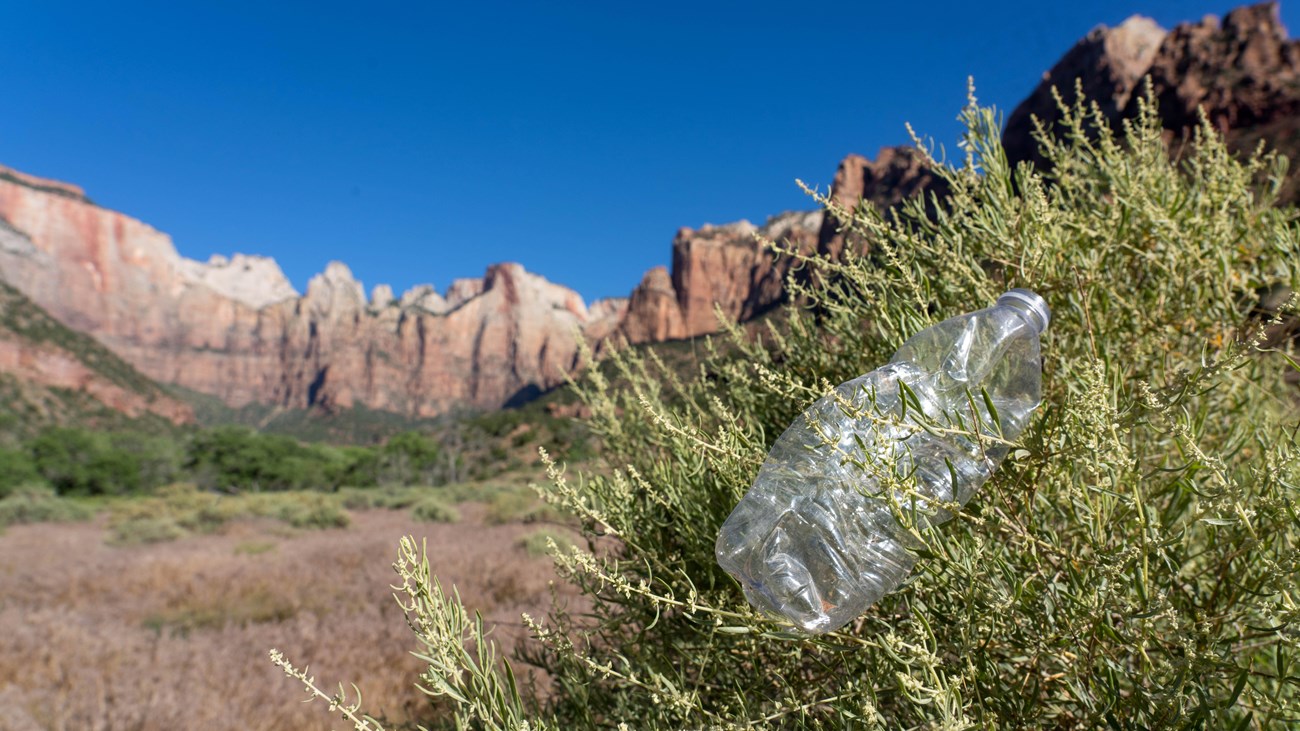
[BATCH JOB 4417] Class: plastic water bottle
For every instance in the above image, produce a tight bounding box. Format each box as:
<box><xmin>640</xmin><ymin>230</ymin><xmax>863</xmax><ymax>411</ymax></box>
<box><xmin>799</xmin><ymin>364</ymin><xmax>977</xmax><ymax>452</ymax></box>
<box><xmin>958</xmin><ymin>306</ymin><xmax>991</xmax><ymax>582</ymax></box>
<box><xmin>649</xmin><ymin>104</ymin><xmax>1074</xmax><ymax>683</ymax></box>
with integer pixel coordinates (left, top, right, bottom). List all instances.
<box><xmin>715</xmin><ymin>289</ymin><xmax>1050</xmax><ymax>633</ymax></box>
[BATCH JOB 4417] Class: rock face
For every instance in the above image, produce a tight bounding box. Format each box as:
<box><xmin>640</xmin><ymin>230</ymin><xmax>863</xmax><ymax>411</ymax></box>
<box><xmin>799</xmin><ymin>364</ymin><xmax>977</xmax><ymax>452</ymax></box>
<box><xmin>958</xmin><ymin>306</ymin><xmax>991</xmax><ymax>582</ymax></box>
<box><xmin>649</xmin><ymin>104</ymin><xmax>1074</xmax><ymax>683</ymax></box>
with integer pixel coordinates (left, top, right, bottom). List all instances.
<box><xmin>1137</xmin><ymin>3</ymin><xmax>1300</xmax><ymax>135</ymax></box>
<box><xmin>816</xmin><ymin>147</ymin><xmax>946</xmax><ymax>262</ymax></box>
<box><xmin>1005</xmin><ymin>2</ymin><xmax>1300</xmax><ymax>203</ymax></box>
<box><xmin>0</xmin><ymin>173</ymin><xmax>608</xmax><ymax>416</ymax></box>
<box><xmin>1003</xmin><ymin>15</ymin><xmax>1168</xmax><ymax>168</ymax></box>
<box><xmin>584</xmin><ymin>297</ymin><xmax>629</xmax><ymax>343</ymax></box>
<box><xmin>620</xmin><ymin>266</ymin><xmax>688</xmax><ymax>344</ymax></box>
<box><xmin>0</xmin><ymin>164</ymin><xmax>88</xmax><ymax>202</ymax></box>
<box><xmin>178</xmin><ymin>253</ymin><xmax>298</xmax><ymax>309</ymax></box>
<box><xmin>0</xmin><ymin>282</ymin><xmax>193</xmax><ymax>424</ymax></box>
<box><xmin>619</xmin><ymin>211</ymin><xmax>822</xmax><ymax>344</ymax></box>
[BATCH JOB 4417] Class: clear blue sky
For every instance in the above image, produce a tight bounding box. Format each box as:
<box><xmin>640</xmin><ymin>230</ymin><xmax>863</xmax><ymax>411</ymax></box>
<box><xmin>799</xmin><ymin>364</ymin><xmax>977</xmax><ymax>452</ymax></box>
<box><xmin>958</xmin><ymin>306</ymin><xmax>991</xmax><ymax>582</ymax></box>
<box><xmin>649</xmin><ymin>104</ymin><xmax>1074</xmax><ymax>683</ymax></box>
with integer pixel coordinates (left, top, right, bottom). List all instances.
<box><xmin>2</xmin><ymin>1</ymin><xmax>1294</xmax><ymax>302</ymax></box>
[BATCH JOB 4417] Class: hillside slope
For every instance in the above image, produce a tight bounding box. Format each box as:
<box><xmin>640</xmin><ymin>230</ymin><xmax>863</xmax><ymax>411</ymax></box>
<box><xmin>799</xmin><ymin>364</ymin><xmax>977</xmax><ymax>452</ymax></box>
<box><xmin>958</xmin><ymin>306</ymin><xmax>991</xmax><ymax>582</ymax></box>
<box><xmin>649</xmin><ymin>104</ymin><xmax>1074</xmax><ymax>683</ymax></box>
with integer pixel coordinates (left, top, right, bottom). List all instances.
<box><xmin>0</xmin><ymin>281</ymin><xmax>192</xmax><ymax>433</ymax></box>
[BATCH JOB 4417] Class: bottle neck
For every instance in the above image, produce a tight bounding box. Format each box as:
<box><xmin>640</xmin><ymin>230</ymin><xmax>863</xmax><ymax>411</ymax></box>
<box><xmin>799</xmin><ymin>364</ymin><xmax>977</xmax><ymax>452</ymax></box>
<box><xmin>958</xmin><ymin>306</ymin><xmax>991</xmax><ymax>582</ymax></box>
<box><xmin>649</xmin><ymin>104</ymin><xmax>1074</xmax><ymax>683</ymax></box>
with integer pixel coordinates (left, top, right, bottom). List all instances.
<box><xmin>996</xmin><ymin>289</ymin><xmax>1050</xmax><ymax>335</ymax></box>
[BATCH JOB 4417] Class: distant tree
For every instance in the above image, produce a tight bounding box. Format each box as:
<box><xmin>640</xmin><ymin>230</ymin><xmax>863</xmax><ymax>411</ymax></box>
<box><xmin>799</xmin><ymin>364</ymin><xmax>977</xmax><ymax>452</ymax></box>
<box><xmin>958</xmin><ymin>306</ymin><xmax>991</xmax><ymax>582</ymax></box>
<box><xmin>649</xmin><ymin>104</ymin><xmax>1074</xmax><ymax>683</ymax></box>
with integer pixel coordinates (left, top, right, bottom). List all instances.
<box><xmin>29</xmin><ymin>426</ymin><xmax>141</xmax><ymax>495</ymax></box>
<box><xmin>108</xmin><ymin>431</ymin><xmax>181</xmax><ymax>491</ymax></box>
<box><xmin>380</xmin><ymin>431</ymin><xmax>440</xmax><ymax>485</ymax></box>
<box><xmin>187</xmin><ymin>425</ymin><xmax>328</xmax><ymax>492</ymax></box>
<box><xmin>326</xmin><ymin>445</ymin><xmax>381</xmax><ymax>488</ymax></box>
<box><xmin>0</xmin><ymin>447</ymin><xmax>42</xmax><ymax>497</ymax></box>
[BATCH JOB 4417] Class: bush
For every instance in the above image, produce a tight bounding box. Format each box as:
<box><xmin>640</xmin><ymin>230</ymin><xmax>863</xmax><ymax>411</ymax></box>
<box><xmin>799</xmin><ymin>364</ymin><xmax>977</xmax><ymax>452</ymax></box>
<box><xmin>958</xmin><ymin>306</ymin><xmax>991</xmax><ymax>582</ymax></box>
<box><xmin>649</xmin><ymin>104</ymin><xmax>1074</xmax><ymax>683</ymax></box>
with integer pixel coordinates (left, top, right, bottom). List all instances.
<box><xmin>0</xmin><ymin>485</ymin><xmax>94</xmax><ymax>528</ymax></box>
<box><xmin>380</xmin><ymin>431</ymin><xmax>440</xmax><ymax>485</ymax></box>
<box><xmin>106</xmin><ymin>483</ymin><xmax>351</xmax><ymax>543</ymax></box>
<box><xmin>0</xmin><ymin>448</ymin><xmax>42</xmax><ymax>498</ymax></box>
<box><xmin>269</xmin><ymin>493</ymin><xmax>351</xmax><ymax>530</ymax></box>
<box><xmin>186</xmin><ymin>426</ymin><xmax>332</xmax><ymax>492</ymax></box>
<box><xmin>30</xmin><ymin>426</ymin><xmax>143</xmax><ymax>495</ymax></box>
<box><xmin>516</xmin><ymin>529</ymin><xmax>574</xmax><ymax>558</ymax></box>
<box><xmin>483</xmin><ymin>486</ymin><xmax>561</xmax><ymax>525</ymax></box>
<box><xmin>274</xmin><ymin>93</ymin><xmax>1300</xmax><ymax>727</ymax></box>
<box><xmin>339</xmin><ymin>485</ymin><xmax>426</xmax><ymax>510</ymax></box>
<box><xmin>410</xmin><ymin>497</ymin><xmax>460</xmax><ymax>524</ymax></box>
<box><xmin>110</xmin><ymin>515</ymin><xmax>187</xmax><ymax>545</ymax></box>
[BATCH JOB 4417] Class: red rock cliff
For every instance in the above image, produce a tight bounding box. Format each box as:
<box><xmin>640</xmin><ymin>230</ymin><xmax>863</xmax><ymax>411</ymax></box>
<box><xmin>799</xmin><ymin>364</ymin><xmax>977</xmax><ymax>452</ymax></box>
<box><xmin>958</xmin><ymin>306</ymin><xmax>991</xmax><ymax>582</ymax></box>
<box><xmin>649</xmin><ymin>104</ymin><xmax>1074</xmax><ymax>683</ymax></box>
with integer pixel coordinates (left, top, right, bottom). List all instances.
<box><xmin>0</xmin><ymin>175</ymin><xmax>605</xmax><ymax>416</ymax></box>
<box><xmin>1005</xmin><ymin>2</ymin><xmax>1300</xmax><ymax>202</ymax></box>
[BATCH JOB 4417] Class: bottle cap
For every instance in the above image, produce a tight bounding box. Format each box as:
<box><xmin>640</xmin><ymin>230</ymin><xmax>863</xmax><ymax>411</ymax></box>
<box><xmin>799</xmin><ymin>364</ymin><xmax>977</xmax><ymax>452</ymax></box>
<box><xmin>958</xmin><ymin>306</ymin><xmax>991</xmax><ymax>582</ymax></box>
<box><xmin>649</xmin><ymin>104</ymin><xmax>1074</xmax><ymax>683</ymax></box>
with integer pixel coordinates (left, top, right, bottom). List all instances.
<box><xmin>997</xmin><ymin>289</ymin><xmax>1050</xmax><ymax>334</ymax></box>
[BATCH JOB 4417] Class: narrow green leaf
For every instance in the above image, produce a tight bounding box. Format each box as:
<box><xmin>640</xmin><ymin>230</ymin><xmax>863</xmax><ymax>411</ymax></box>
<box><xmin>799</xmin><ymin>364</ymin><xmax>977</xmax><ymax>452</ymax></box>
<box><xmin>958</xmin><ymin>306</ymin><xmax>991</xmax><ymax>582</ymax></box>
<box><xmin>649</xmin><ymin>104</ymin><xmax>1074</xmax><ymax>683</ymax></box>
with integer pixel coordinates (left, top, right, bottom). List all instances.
<box><xmin>980</xmin><ymin>387</ymin><xmax>1002</xmax><ymax>435</ymax></box>
<box><xmin>715</xmin><ymin>625</ymin><xmax>752</xmax><ymax>634</ymax></box>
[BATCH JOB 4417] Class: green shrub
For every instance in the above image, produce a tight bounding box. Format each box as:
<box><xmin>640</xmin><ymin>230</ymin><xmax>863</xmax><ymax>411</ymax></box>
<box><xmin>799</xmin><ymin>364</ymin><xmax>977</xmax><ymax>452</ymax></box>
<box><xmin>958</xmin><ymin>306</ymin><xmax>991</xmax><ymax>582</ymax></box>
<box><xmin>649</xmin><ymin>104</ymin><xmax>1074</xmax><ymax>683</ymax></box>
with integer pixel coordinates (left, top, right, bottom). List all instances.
<box><xmin>30</xmin><ymin>426</ymin><xmax>143</xmax><ymax>495</ymax></box>
<box><xmin>0</xmin><ymin>448</ymin><xmax>42</xmax><ymax>498</ymax></box>
<box><xmin>516</xmin><ymin>529</ymin><xmax>574</xmax><ymax>558</ymax></box>
<box><xmin>380</xmin><ymin>431</ymin><xmax>440</xmax><ymax>485</ymax></box>
<box><xmin>234</xmin><ymin>539</ymin><xmax>277</xmax><ymax>556</ymax></box>
<box><xmin>338</xmin><ymin>486</ymin><xmax>383</xmax><ymax>510</ymax></box>
<box><xmin>411</xmin><ymin>497</ymin><xmax>460</xmax><ymax>524</ymax></box>
<box><xmin>270</xmin><ymin>493</ymin><xmax>351</xmax><ymax>529</ymax></box>
<box><xmin>484</xmin><ymin>486</ymin><xmax>561</xmax><ymax>525</ymax></box>
<box><xmin>339</xmin><ymin>485</ymin><xmax>427</xmax><ymax>510</ymax></box>
<box><xmin>0</xmin><ymin>484</ymin><xmax>94</xmax><ymax>528</ymax></box>
<box><xmin>437</xmin><ymin>481</ymin><xmax>505</xmax><ymax>504</ymax></box>
<box><xmin>105</xmin><ymin>483</ymin><xmax>351</xmax><ymax>543</ymax></box>
<box><xmin>110</xmin><ymin>515</ymin><xmax>187</xmax><ymax>545</ymax></box>
<box><xmin>274</xmin><ymin>93</ymin><xmax>1300</xmax><ymax>728</ymax></box>
<box><xmin>186</xmin><ymin>425</ymin><xmax>333</xmax><ymax>492</ymax></box>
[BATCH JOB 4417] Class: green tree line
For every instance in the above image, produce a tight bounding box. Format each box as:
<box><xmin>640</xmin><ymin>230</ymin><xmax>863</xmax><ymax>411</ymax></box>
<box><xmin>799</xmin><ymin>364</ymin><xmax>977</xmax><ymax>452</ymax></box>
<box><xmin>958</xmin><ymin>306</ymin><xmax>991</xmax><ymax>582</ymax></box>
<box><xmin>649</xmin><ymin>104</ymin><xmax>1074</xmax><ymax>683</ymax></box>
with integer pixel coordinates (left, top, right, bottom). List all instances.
<box><xmin>0</xmin><ymin>398</ymin><xmax>594</xmax><ymax>499</ymax></box>
<box><xmin>0</xmin><ymin>425</ymin><xmax>446</xmax><ymax>497</ymax></box>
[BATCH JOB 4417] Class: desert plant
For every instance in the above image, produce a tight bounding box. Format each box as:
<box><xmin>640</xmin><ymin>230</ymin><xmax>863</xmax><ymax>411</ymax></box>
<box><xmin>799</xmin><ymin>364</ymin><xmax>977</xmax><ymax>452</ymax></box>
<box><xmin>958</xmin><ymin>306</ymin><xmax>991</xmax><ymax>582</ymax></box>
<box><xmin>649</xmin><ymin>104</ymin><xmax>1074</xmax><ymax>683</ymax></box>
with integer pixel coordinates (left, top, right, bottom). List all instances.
<box><xmin>517</xmin><ymin>529</ymin><xmax>575</xmax><ymax>559</ymax></box>
<box><xmin>30</xmin><ymin>426</ymin><xmax>144</xmax><ymax>495</ymax></box>
<box><xmin>411</xmin><ymin>496</ymin><xmax>461</xmax><ymax>524</ymax></box>
<box><xmin>269</xmin><ymin>492</ymin><xmax>352</xmax><ymax>529</ymax></box>
<box><xmin>107</xmin><ymin>483</ymin><xmax>351</xmax><ymax>543</ymax></box>
<box><xmin>275</xmin><ymin>88</ymin><xmax>1300</xmax><ymax>728</ymax></box>
<box><xmin>0</xmin><ymin>448</ymin><xmax>42</xmax><ymax>498</ymax></box>
<box><xmin>109</xmin><ymin>515</ymin><xmax>188</xmax><ymax>545</ymax></box>
<box><xmin>0</xmin><ymin>484</ymin><xmax>94</xmax><ymax>529</ymax></box>
<box><xmin>380</xmin><ymin>431</ymin><xmax>441</xmax><ymax>485</ymax></box>
<box><xmin>339</xmin><ymin>485</ymin><xmax>426</xmax><ymax>510</ymax></box>
<box><xmin>484</xmin><ymin>485</ymin><xmax>561</xmax><ymax>525</ymax></box>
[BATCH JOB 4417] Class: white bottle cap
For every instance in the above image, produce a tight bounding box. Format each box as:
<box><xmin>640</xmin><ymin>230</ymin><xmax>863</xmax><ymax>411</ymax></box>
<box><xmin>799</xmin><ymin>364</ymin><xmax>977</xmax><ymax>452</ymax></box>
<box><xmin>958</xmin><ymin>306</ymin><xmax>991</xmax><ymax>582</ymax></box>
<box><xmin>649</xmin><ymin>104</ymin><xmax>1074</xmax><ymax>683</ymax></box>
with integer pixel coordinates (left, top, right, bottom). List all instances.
<box><xmin>997</xmin><ymin>289</ymin><xmax>1050</xmax><ymax>334</ymax></box>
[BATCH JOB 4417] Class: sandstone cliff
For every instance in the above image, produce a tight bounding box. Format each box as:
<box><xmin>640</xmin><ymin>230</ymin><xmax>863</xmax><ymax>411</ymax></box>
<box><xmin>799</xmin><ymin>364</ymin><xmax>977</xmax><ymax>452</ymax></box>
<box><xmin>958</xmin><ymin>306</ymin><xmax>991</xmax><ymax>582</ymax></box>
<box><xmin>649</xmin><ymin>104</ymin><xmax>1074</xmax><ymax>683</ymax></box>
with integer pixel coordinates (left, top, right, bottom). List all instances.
<box><xmin>0</xmin><ymin>282</ymin><xmax>192</xmax><ymax>424</ymax></box>
<box><xmin>815</xmin><ymin>146</ymin><xmax>946</xmax><ymax>264</ymax></box>
<box><xmin>0</xmin><ymin>174</ymin><xmax>605</xmax><ymax>416</ymax></box>
<box><xmin>619</xmin><ymin>211</ymin><xmax>822</xmax><ymax>344</ymax></box>
<box><xmin>1005</xmin><ymin>2</ymin><xmax>1300</xmax><ymax>202</ymax></box>
<box><xmin>1002</xmin><ymin>15</ymin><xmax>1168</xmax><ymax>169</ymax></box>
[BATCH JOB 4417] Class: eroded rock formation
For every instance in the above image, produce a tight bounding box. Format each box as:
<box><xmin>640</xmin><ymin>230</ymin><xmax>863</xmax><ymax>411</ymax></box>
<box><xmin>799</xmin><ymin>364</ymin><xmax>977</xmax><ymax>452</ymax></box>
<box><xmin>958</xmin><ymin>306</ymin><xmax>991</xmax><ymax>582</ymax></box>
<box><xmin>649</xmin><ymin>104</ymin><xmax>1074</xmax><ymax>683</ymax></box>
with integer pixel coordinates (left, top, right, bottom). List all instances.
<box><xmin>0</xmin><ymin>283</ymin><xmax>193</xmax><ymax>423</ymax></box>
<box><xmin>1003</xmin><ymin>15</ymin><xmax>1168</xmax><ymax>168</ymax></box>
<box><xmin>1005</xmin><ymin>2</ymin><xmax>1300</xmax><ymax>203</ymax></box>
<box><xmin>815</xmin><ymin>147</ymin><xmax>946</xmax><ymax>263</ymax></box>
<box><xmin>619</xmin><ymin>211</ymin><xmax>822</xmax><ymax>344</ymax></box>
<box><xmin>0</xmin><ymin>175</ymin><xmax>607</xmax><ymax>416</ymax></box>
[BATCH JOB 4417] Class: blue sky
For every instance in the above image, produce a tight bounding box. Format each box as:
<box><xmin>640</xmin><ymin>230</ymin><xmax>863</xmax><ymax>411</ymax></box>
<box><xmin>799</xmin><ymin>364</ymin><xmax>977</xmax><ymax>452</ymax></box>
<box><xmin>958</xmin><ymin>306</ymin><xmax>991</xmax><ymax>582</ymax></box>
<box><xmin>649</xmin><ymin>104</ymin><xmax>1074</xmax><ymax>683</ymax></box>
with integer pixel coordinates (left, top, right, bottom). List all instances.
<box><xmin>2</xmin><ymin>1</ymin><xmax>1294</xmax><ymax>302</ymax></box>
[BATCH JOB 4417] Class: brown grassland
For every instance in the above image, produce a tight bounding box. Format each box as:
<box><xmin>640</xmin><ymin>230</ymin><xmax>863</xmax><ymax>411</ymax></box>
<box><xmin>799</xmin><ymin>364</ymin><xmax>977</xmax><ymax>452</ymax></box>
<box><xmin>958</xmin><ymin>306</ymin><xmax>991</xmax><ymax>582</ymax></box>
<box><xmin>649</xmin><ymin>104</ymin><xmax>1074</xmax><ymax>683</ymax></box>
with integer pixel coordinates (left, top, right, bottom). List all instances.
<box><xmin>0</xmin><ymin>503</ymin><xmax>567</xmax><ymax>730</ymax></box>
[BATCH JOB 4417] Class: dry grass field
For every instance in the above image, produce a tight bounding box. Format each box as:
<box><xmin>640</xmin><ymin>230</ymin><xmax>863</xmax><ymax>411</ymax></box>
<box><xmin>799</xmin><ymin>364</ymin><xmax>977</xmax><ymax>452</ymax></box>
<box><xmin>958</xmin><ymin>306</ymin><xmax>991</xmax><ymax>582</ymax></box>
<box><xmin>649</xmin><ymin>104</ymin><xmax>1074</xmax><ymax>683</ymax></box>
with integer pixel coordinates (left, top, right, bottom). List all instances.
<box><xmin>0</xmin><ymin>503</ymin><xmax>568</xmax><ymax>730</ymax></box>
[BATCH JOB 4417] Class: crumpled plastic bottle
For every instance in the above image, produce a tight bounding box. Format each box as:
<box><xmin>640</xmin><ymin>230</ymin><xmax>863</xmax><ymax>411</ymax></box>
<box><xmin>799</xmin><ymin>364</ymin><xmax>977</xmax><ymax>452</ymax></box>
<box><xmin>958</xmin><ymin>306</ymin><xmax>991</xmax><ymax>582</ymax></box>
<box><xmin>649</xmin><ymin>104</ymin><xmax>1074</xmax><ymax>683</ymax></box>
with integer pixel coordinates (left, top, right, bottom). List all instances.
<box><xmin>715</xmin><ymin>289</ymin><xmax>1050</xmax><ymax>633</ymax></box>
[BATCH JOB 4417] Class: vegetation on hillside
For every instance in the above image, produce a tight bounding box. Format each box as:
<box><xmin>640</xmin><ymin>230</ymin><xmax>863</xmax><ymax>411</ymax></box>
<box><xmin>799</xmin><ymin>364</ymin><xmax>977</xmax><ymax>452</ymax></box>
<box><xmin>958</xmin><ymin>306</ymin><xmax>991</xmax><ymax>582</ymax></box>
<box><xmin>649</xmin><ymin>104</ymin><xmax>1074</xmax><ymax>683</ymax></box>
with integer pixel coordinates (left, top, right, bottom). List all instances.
<box><xmin>276</xmin><ymin>90</ymin><xmax>1300</xmax><ymax>728</ymax></box>
<box><xmin>0</xmin><ymin>282</ymin><xmax>191</xmax><ymax>438</ymax></box>
<box><xmin>1</xmin><ymin>412</ymin><xmax>585</xmax><ymax>495</ymax></box>
<box><xmin>0</xmin><ymin>282</ymin><xmax>169</xmax><ymax>400</ymax></box>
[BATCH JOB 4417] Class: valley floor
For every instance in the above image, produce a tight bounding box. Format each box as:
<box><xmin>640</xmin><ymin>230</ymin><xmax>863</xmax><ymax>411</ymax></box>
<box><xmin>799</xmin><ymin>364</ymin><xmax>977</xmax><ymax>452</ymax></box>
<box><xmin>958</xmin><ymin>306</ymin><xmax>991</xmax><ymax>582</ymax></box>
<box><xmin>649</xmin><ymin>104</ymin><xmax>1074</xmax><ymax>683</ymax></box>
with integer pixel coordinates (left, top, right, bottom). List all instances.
<box><xmin>0</xmin><ymin>505</ymin><xmax>563</xmax><ymax>730</ymax></box>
